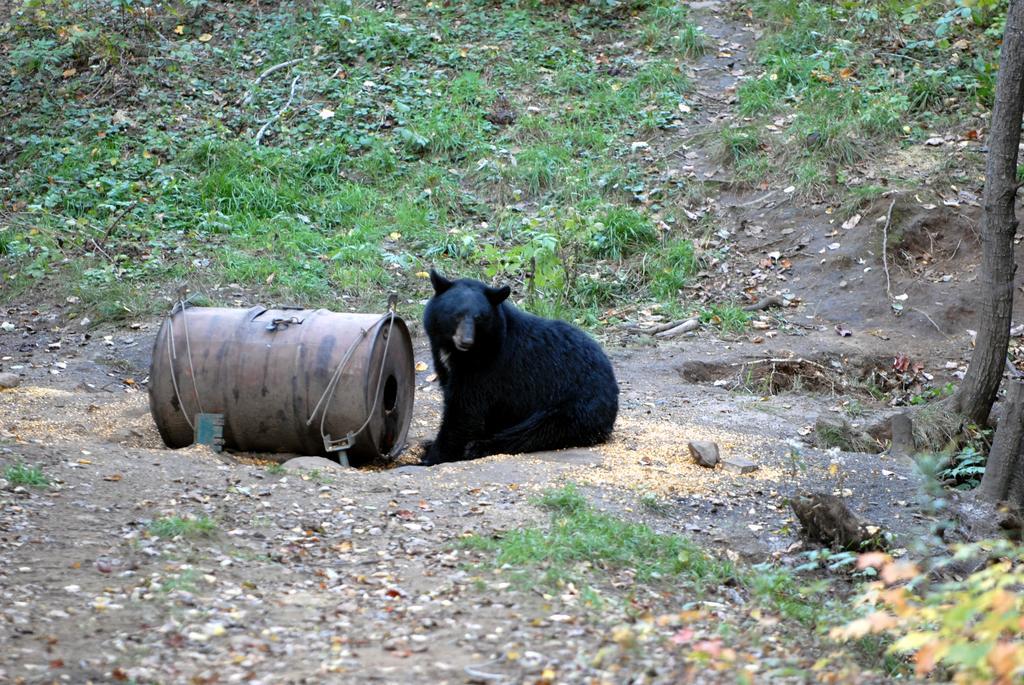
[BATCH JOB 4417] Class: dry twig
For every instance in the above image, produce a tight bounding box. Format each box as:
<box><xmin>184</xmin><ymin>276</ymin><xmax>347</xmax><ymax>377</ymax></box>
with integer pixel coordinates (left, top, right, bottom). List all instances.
<box><xmin>255</xmin><ymin>75</ymin><xmax>301</xmax><ymax>145</ymax></box>
<box><xmin>241</xmin><ymin>58</ymin><xmax>306</xmax><ymax>106</ymax></box>
<box><xmin>881</xmin><ymin>196</ymin><xmax>897</xmax><ymax>304</ymax></box>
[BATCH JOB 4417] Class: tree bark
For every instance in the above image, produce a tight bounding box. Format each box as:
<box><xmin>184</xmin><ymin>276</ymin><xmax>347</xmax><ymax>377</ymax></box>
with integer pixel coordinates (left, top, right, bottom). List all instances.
<box><xmin>979</xmin><ymin>378</ymin><xmax>1024</xmax><ymax>504</ymax></box>
<box><xmin>954</xmin><ymin>0</ymin><xmax>1024</xmax><ymax>426</ymax></box>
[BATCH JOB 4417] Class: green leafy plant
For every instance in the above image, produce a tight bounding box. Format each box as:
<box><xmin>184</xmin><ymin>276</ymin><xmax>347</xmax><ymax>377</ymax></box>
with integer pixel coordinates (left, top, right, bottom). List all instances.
<box><xmin>938</xmin><ymin>445</ymin><xmax>987</xmax><ymax>490</ymax></box>
<box><xmin>3</xmin><ymin>462</ymin><xmax>49</xmax><ymax>487</ymax></box>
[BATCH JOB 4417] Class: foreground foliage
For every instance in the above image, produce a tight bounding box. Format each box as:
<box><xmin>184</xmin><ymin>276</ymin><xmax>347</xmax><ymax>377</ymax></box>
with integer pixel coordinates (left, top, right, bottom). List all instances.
<box><xmin>834</xmin><ymin>543</ymin><xmax>1024</xmax><ymax>684</ymax></box>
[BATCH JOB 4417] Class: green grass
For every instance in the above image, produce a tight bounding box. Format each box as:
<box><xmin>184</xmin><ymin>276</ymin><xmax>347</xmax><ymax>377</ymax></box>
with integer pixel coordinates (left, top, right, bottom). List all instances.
<box><xmin>462</xmin><ymin>484</ymin><xmax>833</xmax><ymax>626</ymax></box>
<box><xmin>699</xmin><ymin>304</ymin><xmax>753</xmax><ymax>333</ymax></box>
<box><xmin>148</xmin><ymin>515</ymin><xmax>218</xmax><ymax>539</ymax></box>
<box><xmin>158</xmin><ymin>569</ymin><xmax>200</xmax><ymax>593</ymax></box>
<box><xmin>728</xmin><ymin>0</ymin><xmax>1002</xmax><ymax>190</ymax></box>
<box><xmin>0</xmin><ymin>0</ymin><xmax>728</xmax><ymax>324</ymax></box>
<box><xmin>3</xmin><ymin>462</ymin><xmax>49</xmax><ymax>488</ymax></box>
<box><xmin>463</xmin><ymin>484</ymin><xmax>737</xmax><ymax>593</ymax></box>
<box><xmin>639</xmin><ymin>492</ymin><xmax>671</xmax><ymax>515</ymax></box>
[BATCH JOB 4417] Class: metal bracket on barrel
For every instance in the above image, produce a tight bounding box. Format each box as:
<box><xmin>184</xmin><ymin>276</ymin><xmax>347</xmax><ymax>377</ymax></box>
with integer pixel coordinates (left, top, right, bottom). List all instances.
<box><xmin>322</xmin><ymin>434</ymin><xmax>352</xmax><ymax>467</ymax></box>
<box><xmin>194</xmin><ymin>413</ymin><xmax>225</xmax><ymax>452</ymax></box>
<box><xmin>266</xmin><ymin>315</ymin><xmax>304</xmax><ymax>332</ymax></box>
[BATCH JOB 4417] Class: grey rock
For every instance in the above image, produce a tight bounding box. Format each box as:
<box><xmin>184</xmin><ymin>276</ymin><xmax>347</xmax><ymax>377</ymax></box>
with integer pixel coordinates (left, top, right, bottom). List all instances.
<box><xmin>890</xmin><ymin>412</ymin><xmax>915</xmax><ymax>457</ymax></box>
<box><xmin>722</xmin><ymin>456</ymin><xmax>759</xmax><ymax>474</ymax></box>
<box><xmin>688</xmin><ymin>440</ymin><xmax>720</xmax><ymax>468</ymax></box>
<box><xmin>392</xmin><ymin>465</ymin><xmax>429</xmax><ymax>475</ymax></box>
<box><xmin>282</xmin><ymin>456</ymin><xmax>346</xmax><ymax>471</ymax></box>
<box><xmin>0</xmin><ymin>372</ymin><xmax>21</xmax><ymax>389</ymax></box>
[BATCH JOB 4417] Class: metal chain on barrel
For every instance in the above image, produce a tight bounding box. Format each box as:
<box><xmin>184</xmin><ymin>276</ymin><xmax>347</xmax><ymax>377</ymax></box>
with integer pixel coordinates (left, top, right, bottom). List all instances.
<box><xmin>306</xmin><ymin>303</ymin><xmax>396</xmax><ymax>448</ymax></box>
<box><xmin>165</xmin><ymin>288</ymin><xmax>206</xmax><ymax>431</ymax></box>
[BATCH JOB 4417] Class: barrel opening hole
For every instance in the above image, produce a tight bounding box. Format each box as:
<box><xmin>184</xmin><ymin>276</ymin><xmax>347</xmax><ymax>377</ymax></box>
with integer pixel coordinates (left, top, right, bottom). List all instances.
<box><xmin>382</xmin><ymin>374</ymin><xmax>398</xmax><ymax>413</ymax></box>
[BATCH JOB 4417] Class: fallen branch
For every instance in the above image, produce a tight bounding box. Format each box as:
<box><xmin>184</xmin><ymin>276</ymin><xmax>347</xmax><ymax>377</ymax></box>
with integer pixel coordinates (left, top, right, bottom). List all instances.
<box><xmin>881</xmin><ymin>196</ymin><xmax>897</xmax><ymax>304</ymax></box>
<box><xmin>255</xmin><ymin>75</ymin><xmax>301</xmax><ymax>145</ymax></box>
<box><xmin>654</xmin><ymin>318</ymin><xmax>700</xmax><ymax>338</ymax></box>
<box><xmin>743</xmin><ymin>295</ymin><xmax>784</xmax><ymax>312</ymax></box>
<box><xmin>240</xmin><ymin>57</ymin><xmax>306</xmax><ymax>106</ymax></box>
<box><xmin>738</xmin><ymin>357</ymin><xmax>833</xmax><ymax>373</ymax></box>
<box><xmin>643</xmin><ymin>318</ymin><xmax>693</xmax><ymax>335</ymax></box>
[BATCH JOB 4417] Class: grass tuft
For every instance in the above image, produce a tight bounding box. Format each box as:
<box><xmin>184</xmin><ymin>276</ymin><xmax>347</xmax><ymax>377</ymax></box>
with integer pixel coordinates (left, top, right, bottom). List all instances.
<box><xmin>463</xmin><ymin>484</ymin><xmax>833</xmax><ymax>625</ymax></box>
<box><xmin>3</xmin><ymin>462</ymin><xmax>49</xmax><ymax>488</ymax></box>
<box><xmin>148</xmin><ymin>515</ymin><xmax>217</xmax><ymax>539</ymax></box>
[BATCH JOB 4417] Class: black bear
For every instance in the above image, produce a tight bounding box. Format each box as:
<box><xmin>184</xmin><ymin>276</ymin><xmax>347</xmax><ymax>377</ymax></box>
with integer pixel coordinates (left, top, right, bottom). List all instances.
<box><xmin>421</xmin><ymin>270</ymin><xmax>619</xmax><ymax>465</ymax></box>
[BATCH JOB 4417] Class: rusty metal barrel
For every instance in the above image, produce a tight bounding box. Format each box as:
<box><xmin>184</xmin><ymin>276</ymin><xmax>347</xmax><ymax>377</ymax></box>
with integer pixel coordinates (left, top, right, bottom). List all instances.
<box><xmin>148</xmin><ymin>306</ymin><xmax>415</xmax><ymax>461</ymax></box>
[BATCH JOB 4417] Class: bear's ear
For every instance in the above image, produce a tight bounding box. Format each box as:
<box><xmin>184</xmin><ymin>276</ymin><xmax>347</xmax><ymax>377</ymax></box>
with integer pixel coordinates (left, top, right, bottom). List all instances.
<box><xmin>429</xmin><ymin>269</ymin><xmax>453</xmax><ymax>295</ymax></box>
<box><xmin>485</xmin><ymin>285</ymin><xmax>511</xmax><ymax>306</ymax></box>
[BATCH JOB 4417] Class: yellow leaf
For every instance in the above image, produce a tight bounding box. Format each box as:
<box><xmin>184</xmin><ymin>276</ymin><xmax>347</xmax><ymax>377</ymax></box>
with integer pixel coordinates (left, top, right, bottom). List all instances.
<box><xmin>415</xmin><ymin>271</ymin><xmax>430</xmax><ymax>278</ymax></box>
<box><xmin>62</xmin><ymin>68</ymin><xmax>76</xmax><ymax>78</ymax></box>
<box><xmin>611</xmin><ymin>625</ymin><xmax>635</xmax><ymax>648</ymax></box>
<box><xmin>856</xmin><ymin>551</ymin><xmax>891</xmax><ymax>570</ymax></box>
<box><xmin>173</xmin><ymin>25</ymin><xmax>184</xmax><ymax>35</ymax></box>
<box><xmin>881</xmin><ymin>560</ymin><xmax>920</xmax><ymax>584</ymax></box>
<box><xmin>890</xmin><ymin>631</ymin><xmax>936</xmax><ymax>653</ymax></box>
<box><xmin>415</xmin><ymin>361</ymin><xmax>428</xmax><ymax>372</ymax></box>
<box><xmin>319</xmin><ymin>108</ymin><xmax>335</xmax><ymax>119</ymax></box>
<box><xmin>198</xmin><ymin>33</ymin><xmax>213</xmax><ymax>42</ymax></box>
<box><xmin>913</xmin><ymin>639</ymin><xmax>948</xmax><ymax>677</ymax></box>
<box><xmin>988</xmin><ymin>641</ymin><xmax>1022</xmax><ymax>678</ymax></box>
<box><xmin>611</xmin><ymin>82</ymin><xmax>622</xmax><ymax>91</ymax></box>
<box><xmin>839</xmin><ymin>67</ymin><xmax>855</xmax><ymax>80</ymax></box>
<box><xmin>389</xmin><ymin>231</ymin><xmax>401</xmax><ymax>240</ymax></box>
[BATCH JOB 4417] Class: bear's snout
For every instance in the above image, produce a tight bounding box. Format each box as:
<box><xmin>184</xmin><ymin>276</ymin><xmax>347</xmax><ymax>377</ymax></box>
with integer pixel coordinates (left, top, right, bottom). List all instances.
<box><xmin>453</xmin><ymin>318</ymin><xmax>475</xmax><ymax>351</ymax></box>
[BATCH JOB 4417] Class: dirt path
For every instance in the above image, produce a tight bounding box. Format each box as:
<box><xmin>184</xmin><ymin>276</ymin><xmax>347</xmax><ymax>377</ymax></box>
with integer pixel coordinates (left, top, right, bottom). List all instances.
<box><xmin>0</xmin><ymin>2</ymin><xmax>1007</xmax><ymax>682</ymax></box>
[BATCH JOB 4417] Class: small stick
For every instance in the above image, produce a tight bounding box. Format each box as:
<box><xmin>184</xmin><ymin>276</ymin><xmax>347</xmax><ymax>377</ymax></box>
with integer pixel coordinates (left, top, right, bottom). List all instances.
<box><xmin>100</xmin><ymin>199</ymin><xmax>140</xmax><ymax>243</ymax></box>
<box><xmin>255</xmin><ymin>75</ymin><xmax>301</xmax><ymax>145</ymax></box>
<box><xmin>90</xmin><ymin>239</ymin><xmax>118</xmax><ymax>270</ymax></box>
<box><xmin>949</xmin><ymin>238</ymin><xmax>962</xmax><ymax>261</ymax></box>
<box><xmin>910</xmin><ymin>307</ymin><xmax>945</xmax><ymax>335</ymax></box>
<box><xmin>734</xmin><ymin>189</ymin><xmax>778</xmax><ymax>208</ymax></box>
<box><xmin>881</xmin><ymin>197</ymin><xmax>897</xmax><ymax>304</ymax></box>
<box><xmin>240</xmin><ymin>57</ymin><xmax>306</xmax><ymax>106</ymax></box>
<box><xmin>464</xmin><ymin>665</ymin><xmax>506</xmax><ymax>683</ymax></box>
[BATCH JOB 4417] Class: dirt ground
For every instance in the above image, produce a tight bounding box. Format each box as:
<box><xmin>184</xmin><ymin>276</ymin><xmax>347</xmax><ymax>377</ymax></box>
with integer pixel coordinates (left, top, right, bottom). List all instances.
<box><xmin>3</xmin><ymin>2</ymin><xmax>1024</xmax><ymax>683</ymax></box>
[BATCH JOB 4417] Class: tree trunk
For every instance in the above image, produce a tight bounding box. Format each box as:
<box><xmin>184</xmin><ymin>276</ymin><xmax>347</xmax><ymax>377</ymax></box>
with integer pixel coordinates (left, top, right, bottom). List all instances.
<box><xmin>953</xmin><ymin>0</ymin><xmax>1024</xmax><ymax>426</ymax></box>
<box><xmin>979</xmin><ymin>378</ymin><xmax>1024</xmax><ymax>504</ymax></box>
